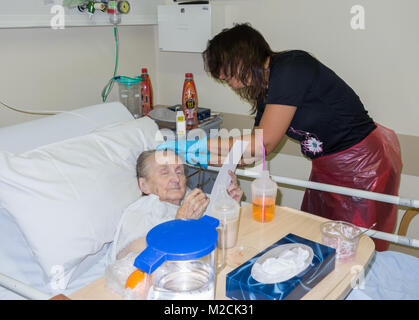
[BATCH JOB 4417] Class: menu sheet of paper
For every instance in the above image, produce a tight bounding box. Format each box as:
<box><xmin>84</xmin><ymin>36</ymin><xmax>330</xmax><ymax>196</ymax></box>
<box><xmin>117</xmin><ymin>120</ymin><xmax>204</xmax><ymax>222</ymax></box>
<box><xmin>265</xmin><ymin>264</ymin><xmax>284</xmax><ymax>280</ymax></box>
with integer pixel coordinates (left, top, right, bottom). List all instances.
<box><xmin>206</xmin><ymin>140</ymin><xmax>249</xmax><ymax>215</ymax></box>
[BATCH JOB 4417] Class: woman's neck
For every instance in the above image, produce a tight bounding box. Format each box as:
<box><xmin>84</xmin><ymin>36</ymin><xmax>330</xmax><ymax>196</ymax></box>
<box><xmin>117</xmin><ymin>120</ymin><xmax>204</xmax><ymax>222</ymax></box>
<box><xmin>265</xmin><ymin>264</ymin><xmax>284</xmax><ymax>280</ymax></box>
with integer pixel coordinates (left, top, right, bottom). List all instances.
<box><xmin>264</xmin><ymin>56</ymin><xmax>271</xmax><ymax>69</ymax></box>
<box><xmin>264</xmin><ymin>56</ymin><xmax>271</xmax><ymax>87</ymax></box>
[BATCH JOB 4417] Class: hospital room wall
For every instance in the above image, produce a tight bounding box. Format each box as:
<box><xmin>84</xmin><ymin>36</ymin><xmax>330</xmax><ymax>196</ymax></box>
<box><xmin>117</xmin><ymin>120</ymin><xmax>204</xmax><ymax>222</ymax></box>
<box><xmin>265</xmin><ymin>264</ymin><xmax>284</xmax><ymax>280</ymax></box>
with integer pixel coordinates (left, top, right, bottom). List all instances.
<box><xmin>155</xmin><ymin>0</ymin><xmax>419</xmax><ymax>250</ymax></box>
<box><xmin>0</xmin><ymin>25</ymin><xmax>158</xmax><ymax>127</ymax></box>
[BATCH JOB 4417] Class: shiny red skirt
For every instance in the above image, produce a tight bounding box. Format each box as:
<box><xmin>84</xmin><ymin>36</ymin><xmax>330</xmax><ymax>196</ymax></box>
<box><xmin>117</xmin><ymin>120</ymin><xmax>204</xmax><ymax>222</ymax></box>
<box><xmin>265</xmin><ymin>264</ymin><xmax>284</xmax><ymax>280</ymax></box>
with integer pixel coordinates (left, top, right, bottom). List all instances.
<box><xmin>301</xmin><ymin>124</ymin><xmax>402</xmax><ymax>251</ymax></box>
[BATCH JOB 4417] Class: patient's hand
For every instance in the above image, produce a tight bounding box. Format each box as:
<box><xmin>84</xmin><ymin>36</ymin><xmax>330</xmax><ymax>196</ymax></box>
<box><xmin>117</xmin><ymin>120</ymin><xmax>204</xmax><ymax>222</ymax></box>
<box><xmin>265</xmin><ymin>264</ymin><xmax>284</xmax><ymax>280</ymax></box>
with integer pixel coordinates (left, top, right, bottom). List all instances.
<box><xmin>227</xmin><ymin>170</ymin><xmax>243</xmax><ymax>204</ymax></box>
<box><xmin>176</xmin><ymin>188</ymin><xmax>209</xmax><ymax>220</ymax></box>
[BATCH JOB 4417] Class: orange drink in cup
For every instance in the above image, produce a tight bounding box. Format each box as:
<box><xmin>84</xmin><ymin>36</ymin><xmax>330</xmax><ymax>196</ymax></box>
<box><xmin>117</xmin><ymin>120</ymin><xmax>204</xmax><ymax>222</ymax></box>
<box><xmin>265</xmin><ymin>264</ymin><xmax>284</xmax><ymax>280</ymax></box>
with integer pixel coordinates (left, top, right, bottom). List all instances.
<box><xmin>252</xmin><ymin>196</ymin><xmax>276</xmax><ymax>222</ymax></box>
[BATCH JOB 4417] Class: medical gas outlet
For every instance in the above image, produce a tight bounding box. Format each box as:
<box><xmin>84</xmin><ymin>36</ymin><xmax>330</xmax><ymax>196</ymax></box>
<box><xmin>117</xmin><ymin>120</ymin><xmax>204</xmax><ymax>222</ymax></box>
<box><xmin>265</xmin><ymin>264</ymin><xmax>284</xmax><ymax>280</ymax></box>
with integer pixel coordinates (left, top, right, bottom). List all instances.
<box><xmin>76</xmin><ymin>1</ymin><xmax>131</xmax><ymax>23</ymax></box>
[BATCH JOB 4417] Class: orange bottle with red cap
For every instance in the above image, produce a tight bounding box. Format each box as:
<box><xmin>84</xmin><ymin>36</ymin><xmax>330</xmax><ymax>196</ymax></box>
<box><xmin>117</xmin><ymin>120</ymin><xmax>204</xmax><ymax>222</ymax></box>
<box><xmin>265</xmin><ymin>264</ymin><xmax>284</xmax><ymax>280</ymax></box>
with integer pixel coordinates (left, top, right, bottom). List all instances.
<box><xmin>140</xmin><ymin>68</ymin><xmax>153</xmax><ymax>115</ymax></box>
<box><xmin>182</xmin><ymin>73</ymin><xmax>198</xmax><ymax>129</ymax></box>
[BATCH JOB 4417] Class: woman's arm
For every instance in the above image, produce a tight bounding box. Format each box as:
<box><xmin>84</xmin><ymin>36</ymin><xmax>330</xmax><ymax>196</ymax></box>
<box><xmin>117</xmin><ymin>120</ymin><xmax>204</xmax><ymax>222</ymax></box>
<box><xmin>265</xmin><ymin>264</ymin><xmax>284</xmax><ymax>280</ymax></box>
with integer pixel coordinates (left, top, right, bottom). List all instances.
<box><xmin>207</xmin><ymin>104</ymin><xmax>296</xmax><ymax>166</ymax></box>
<box><xmin>257</xmin><ymin>104</ymin><xmax>297</xmax><ymax>154</ymax></box>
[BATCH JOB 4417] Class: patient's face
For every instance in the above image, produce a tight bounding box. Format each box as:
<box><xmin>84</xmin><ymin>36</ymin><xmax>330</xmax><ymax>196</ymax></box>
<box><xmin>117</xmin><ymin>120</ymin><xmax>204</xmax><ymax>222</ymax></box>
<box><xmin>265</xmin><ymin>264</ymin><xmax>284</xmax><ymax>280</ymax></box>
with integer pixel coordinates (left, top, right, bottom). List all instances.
<box><xmin>139</xmin><ymin>153</ymin><xmax>187</xmax><ymax>205</ymax></box>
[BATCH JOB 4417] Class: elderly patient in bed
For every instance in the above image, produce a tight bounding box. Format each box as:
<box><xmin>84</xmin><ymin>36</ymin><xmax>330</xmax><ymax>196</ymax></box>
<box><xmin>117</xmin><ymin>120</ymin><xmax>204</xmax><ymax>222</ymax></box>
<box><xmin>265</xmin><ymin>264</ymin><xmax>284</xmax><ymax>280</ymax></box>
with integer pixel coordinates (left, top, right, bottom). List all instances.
<box><xmin>110</xmin><ymin>149</ymin><xmax>243</xmax><ymax>262</ymax></box>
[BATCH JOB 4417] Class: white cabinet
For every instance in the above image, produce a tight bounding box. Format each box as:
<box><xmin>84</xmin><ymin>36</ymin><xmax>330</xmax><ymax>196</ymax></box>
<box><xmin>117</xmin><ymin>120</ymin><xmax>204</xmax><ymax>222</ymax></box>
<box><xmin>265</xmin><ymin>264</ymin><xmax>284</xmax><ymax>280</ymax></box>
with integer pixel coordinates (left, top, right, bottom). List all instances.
<box><xmin>158</xmin><ymin>4</ymin><xmax>212</xmax><ymax>53</ymax></box>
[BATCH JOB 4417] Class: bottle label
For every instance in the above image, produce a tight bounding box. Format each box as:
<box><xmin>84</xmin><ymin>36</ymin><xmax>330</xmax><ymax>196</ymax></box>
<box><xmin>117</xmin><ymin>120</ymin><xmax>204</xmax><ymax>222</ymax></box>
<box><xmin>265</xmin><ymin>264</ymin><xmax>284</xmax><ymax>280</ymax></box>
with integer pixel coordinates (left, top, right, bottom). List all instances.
<box><xmin>141</xmin><ymin>81</ymin><xmax>152</xmax><ymax>115</ymax></box>
<box><xmin>185</xmin><ymin>98</ymin><xmax>196</xmax><ymax>110</ymax></box>
<box><xmin>183</xmin><ymin>81</ymin><xmax>197</xmax><ymax>125</ymax></box>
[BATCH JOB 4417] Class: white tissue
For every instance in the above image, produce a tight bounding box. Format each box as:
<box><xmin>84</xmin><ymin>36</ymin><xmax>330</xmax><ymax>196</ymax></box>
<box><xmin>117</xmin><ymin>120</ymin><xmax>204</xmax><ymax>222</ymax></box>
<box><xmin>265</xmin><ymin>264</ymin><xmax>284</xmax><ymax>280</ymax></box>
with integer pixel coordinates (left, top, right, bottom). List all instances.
<box><xmin>252</xmin><ymin>247</ymin><xmax>310</xmax><ymax>283</ymax></box>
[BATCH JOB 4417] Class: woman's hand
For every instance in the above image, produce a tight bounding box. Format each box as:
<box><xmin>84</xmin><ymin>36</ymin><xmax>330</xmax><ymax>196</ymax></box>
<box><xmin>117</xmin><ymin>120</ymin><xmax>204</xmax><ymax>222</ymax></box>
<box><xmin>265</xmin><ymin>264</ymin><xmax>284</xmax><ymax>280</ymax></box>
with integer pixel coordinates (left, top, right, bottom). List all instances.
<box><xmin>226</xmin><ymin>170</ymin><xmax>243</xmax><ymax>204</ymax></box>
<box><xmin>176</xmin><ymin>188</ymin><xmax>210</xmax><ymax>220</ymax></box>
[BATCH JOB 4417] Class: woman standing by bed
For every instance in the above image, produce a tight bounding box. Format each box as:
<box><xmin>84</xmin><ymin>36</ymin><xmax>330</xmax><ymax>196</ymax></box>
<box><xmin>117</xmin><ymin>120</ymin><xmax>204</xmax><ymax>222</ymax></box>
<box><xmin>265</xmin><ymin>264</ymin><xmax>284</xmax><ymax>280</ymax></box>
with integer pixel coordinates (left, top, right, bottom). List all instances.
<box><xmin>158</xmin><ymin>23</ymin><xmax>402</xmax><ymax>251</ymax></box>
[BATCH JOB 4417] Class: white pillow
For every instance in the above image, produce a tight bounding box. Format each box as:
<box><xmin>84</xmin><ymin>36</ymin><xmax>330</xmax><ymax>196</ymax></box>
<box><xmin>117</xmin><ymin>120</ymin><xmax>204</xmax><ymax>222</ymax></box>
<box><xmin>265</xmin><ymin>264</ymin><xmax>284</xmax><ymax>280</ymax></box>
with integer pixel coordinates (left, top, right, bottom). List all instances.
<box><xmin>0</xmin><ymin>116</ymin><xmax>160</xmax><ymax>288</ymax></box>
<box><xmin>0</xmin><ymin>102</ymin><xmax>133</xmax><ymax>154</ymax></box>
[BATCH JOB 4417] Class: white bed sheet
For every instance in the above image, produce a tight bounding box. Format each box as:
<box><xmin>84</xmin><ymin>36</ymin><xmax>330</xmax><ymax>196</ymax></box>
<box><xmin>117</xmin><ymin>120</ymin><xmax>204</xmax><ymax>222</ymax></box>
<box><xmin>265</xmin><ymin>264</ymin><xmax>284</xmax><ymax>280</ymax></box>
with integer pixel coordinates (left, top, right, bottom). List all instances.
<box><xmin>0</xmin><ymin>244</ymin><xmax>110</xmax><ymax>300</ymax></box>
<box><xmin>346</xmin><ymin>251</ymin><xmax>419</xmax><ymax>300</ymax></box>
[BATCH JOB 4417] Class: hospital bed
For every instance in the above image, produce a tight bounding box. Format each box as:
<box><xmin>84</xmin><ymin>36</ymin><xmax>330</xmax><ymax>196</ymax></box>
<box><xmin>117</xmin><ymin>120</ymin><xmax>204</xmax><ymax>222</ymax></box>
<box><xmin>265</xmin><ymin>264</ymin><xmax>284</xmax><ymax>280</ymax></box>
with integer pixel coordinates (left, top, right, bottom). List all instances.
<box><xmin>0</xmin><ymin>102</ymin><xmax>418</xmax><ymax>300</ymax></box>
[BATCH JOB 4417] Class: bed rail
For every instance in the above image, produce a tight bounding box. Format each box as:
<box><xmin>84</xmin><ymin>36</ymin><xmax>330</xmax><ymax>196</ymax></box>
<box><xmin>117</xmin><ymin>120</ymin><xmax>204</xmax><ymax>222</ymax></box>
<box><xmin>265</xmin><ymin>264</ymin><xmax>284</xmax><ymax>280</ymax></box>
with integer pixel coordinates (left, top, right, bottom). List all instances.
<box><xmin>0</xmin><ymin>273</ymin><xmax>50</xmax><ymax>300</ymax></box>
<box><xmin>204</xmin><ymin>165</ymin><xmax>419</xmax><ymax>249</ymax></box>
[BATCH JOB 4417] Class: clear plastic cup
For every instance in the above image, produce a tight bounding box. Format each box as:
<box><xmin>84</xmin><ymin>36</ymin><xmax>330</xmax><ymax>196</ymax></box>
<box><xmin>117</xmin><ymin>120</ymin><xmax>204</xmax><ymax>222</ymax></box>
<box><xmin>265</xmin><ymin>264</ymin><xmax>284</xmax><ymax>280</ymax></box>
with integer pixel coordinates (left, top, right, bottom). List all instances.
<box><xmin>210</xmin><ymin>191</ymin><xmax>240</xmax><ymax>272</ymax></box>
<box><xmin>321</xmin><ymin>221</ymin><xmax>362</xmax><ymax>264</ymax></box>
<box><xmin>251</xmin><ymin>171</ymin><xmax>277</xmax><ymax>223</ymax></box>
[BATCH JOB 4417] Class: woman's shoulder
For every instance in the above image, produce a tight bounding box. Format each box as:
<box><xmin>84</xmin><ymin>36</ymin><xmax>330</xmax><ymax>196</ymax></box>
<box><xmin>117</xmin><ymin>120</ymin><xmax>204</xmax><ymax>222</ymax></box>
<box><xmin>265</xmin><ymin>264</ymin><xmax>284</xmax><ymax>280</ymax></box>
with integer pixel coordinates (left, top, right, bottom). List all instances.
<box><xmin>272</xmin><ymin>50</ymin><xmax>318</xmax><ymax>68</ymax></box>
<box><xmin>269</xmin><ymin>50</ymin><xmax>319</xmax><ymax>83</ymax></box>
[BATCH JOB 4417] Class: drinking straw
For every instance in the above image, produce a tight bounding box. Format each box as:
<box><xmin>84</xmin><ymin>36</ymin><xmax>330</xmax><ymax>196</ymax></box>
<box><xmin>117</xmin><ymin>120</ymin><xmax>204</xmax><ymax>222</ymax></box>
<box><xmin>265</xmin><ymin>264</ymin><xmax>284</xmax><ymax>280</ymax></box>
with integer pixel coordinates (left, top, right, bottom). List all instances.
<box><xmin>260</xmin><ymin>135</ymin><xmax>266</xmax><ymax>170</ymax></box>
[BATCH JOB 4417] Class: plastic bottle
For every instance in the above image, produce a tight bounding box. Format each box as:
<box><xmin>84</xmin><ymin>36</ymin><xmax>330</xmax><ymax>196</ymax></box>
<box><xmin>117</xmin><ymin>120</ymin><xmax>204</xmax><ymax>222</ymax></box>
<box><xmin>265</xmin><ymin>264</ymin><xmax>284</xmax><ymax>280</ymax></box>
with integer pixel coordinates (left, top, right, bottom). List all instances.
<box><xmin>182</xmin><ymin>73</ymin><xmax>198</xmax><ymax>129</ymax></box>
<box><xmin>211</xmin><ymin>190</ymin><xmax>240</xmax><ymax>249</ymax></box>
<box><xmin>140</xmin><ymin>68</ymin><xmax>153</xmax><ymax>115</ymax></box>
<box><xmin>176</xmin><ymin>110</ymin><xmax>186</xmax><ymax>137</ymax></box>
<box><xmin>251</xmin><ymin>170</ymin><xmax>278</xmax><ymax>223</ymax></box>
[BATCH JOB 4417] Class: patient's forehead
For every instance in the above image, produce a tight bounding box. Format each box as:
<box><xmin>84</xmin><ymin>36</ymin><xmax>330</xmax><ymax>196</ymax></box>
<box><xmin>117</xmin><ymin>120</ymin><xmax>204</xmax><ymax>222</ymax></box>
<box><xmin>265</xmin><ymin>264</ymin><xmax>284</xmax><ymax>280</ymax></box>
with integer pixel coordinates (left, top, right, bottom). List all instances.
<box><xmin>152</xmin><ymin>150</ymin><xmax>185</xmax><ymax>166</ymax></box>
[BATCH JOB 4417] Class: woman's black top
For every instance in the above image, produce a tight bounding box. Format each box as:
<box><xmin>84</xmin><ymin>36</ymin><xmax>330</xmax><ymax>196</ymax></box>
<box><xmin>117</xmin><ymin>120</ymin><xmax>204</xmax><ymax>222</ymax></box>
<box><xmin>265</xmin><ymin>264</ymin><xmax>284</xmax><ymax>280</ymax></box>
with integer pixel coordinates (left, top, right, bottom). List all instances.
<box><xmin>254</xmin><ymin>50</ymin><xmax>376</xmax><ymax>159</ymax></box>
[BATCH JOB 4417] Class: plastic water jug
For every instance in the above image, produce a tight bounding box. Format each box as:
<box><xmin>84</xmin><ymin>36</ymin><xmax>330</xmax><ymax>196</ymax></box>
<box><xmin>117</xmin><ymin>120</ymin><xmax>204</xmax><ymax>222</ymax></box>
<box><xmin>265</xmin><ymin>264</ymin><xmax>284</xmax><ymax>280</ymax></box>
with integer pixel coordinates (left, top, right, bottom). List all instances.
<box><xmin>116</xmin><ymin>76</ymin><xmax>142</xmax><ymax>119</ymax></box>
<box><xmin>134</xmin><ymin>215</ymin><xmax>219</xmax><ymax>300</ymax></box>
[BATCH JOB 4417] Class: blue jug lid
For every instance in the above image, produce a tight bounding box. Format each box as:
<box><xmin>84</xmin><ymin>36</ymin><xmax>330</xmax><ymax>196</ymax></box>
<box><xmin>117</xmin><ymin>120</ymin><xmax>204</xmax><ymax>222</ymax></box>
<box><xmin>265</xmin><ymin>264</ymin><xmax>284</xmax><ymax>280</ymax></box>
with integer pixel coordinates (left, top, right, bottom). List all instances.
<box><xmin>134</xmin><ymin>215</ymin><xmax>219</xmax><ymax>274</ymax></box>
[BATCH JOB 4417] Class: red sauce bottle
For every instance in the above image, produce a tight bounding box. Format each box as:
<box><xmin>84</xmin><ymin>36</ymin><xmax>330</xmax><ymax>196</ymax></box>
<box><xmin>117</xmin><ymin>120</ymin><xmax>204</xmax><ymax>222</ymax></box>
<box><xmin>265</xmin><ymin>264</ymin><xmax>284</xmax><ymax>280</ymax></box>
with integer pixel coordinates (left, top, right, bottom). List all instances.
<box><xmin>140</xmin><ymin>68</ymin><xmax>153</xmax><ymax>115</ymax></box>
<box><xmin>182</xmin><ymin>73</ymin><xmax>198</xmax><ymax>129</ymax></box>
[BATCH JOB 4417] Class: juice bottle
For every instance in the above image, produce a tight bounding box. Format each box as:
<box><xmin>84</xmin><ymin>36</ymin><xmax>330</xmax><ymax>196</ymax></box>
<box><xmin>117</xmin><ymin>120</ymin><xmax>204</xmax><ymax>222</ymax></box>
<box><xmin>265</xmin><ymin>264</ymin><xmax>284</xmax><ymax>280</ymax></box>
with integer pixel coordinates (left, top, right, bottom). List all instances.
<box><xmin>182</xmin><ymin>73</ymin><xmax>198</xmax><ymax>129</ymax></box>
<box><xmin>140</xmin><ymin>68</ymin><xmax>153</xmax><ymax>115</ymax></box>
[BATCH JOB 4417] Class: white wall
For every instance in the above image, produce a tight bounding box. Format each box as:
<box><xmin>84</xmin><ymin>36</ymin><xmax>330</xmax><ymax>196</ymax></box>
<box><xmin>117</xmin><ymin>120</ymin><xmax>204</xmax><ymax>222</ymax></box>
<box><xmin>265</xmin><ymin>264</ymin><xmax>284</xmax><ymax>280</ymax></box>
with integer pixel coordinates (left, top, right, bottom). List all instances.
<box><xmin>0</xmin><ymin>25</ymin><xmax>157</xmax><ymax>127</ymax></box>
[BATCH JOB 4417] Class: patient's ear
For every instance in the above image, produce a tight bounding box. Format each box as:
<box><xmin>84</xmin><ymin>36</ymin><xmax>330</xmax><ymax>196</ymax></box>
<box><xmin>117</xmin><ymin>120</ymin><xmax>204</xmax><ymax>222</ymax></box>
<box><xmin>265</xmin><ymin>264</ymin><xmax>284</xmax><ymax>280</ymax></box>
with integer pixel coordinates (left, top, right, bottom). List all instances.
<box><xmin>138</xmin><ymin>177</ymin><xmax>150</xmax><ymax>195</ymax></box>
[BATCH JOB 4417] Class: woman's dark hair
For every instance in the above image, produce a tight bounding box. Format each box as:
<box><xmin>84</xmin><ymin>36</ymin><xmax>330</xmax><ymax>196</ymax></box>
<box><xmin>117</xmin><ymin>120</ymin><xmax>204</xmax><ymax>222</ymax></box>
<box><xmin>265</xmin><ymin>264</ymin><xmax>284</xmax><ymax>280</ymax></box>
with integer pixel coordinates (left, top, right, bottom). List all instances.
<box><xmin>203</xmin><ymin>23</ymin><xmax>276</xmax><ymax>114</ymax></box>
